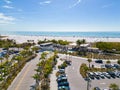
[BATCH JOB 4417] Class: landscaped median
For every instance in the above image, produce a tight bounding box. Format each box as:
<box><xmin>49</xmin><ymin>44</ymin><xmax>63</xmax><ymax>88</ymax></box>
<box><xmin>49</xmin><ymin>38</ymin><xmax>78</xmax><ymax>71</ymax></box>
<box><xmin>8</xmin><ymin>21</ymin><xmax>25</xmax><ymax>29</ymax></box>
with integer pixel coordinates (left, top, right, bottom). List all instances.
<box><xmin>56</xmin><ymin>60</ymin><xmax>71</xmax><ymax>90</ymax></box>
<box><xmin>33</xmin><ymin>52</ymin><xmax>57</xmax><ymax>90</ymax></box>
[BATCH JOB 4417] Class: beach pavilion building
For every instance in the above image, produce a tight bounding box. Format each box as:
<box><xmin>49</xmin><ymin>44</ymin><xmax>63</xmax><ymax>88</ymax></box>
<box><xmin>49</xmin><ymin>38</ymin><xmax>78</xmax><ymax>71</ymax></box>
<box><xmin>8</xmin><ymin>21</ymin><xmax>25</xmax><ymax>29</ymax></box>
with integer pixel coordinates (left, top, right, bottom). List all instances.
<box><xmin>79</xmin><ymin>43</ymin><xmax>99</xmax><ymax>53</ymax></box>
<box><xmin>40</xmin><ymin>42</ymin><xmax>54</xmax><ymax>51</ymax></box>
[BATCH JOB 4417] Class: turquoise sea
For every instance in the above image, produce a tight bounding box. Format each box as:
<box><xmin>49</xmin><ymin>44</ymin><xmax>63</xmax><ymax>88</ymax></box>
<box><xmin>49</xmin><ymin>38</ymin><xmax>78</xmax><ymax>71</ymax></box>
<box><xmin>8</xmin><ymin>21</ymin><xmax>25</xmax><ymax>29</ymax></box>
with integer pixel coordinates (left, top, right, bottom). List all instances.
<box><xmin>0</xmin><ymin>31</ymin><xmax>120</xmax><ymax>38</ymax></box>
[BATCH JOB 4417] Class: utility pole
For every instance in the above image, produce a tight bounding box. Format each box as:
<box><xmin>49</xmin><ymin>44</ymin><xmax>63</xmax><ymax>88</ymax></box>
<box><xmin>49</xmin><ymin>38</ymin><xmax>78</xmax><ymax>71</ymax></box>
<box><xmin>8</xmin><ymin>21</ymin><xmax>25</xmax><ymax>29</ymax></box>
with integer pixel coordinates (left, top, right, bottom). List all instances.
<box><xmin>87</xmin><ymin>73</ymin><xmax>90</xmax><ymax>90</ymax></box>
<box><xmin>86</xmin><ymin>72</ymin><xmax>91</xmax><ymax>90</ymax></box>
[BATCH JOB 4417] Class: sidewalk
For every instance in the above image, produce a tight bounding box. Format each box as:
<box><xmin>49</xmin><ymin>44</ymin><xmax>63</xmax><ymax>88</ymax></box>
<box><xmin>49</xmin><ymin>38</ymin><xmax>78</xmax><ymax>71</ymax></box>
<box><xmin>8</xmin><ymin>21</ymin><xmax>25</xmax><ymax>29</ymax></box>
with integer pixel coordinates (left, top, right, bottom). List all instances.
<box><xmin>50</xmin><ymin>58</ymin><xmax>63</xmax><ymax>90</ymax></box>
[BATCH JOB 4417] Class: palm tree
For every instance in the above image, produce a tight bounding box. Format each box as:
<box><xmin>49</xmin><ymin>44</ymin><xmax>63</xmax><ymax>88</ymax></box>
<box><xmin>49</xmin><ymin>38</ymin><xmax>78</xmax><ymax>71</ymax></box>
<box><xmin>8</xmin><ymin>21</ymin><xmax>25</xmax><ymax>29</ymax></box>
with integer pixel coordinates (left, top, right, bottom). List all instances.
<box><xmin>109</xmin><ymin>83</ymin><xmax>119</xmax><ymax>90</ymax></box>
<box><xmin>0</xmin><ymin>57</ymin><xmax>3</xmax><ymax>65</ymax></box>
<box><xmin>17</xmin><ymin>44</ymin><xmax>21</xmax><ymax>51</ymax></box>
<box><xmin>76</xmin><ymin>39</ymin><xmax>82</xmax><ymax>46</ymax></box>
<box><xmin>4</xmin><ymin>54</ymin><xmax>9</xmax><ymax>63</ymax></box>
<box><xmin>15</xmin><ymin>55</ymin><xmax>23</xmax><ymax>68</ymax></box>
<box><xmin>4</xmin><ymin>54</ymin><xmax>10</xmax><ymax>75</ymax></box>
<box><xmin>32</xmin><ymin>46</ymin><xmax>39</xmax><ymax>54</ymax></box>
<box><xmin>33</xmin><ymin>73</ymin><xmax>39</xmax><ymax>84</ymax></box>
<box><xmin>81</xmin><ymin>39</ymin><xmax>86</xmax><ymax>44</ymax></box>
<box><xmin>117</xmin><ymin>59</ymin><xmax>120</xmax><ymax>65</ymax></box>
<box><xmin>20</xmin><ymin>50</ymin><xmax>27</xmax><ymax>57</ymax></box>
<box><xmin>87</xmin><ymin>58</ymin><xmax>92</xmax><ymax>68</ymax></box>
<box><xmin>0</xmin><ymin>57</ymin><xmax>3</xmax><ymax>80</ymax></box>
<box><xmin>40</xmin><ymin>52</ymin><xmax>47</xmax><ymax>61</ymax></box>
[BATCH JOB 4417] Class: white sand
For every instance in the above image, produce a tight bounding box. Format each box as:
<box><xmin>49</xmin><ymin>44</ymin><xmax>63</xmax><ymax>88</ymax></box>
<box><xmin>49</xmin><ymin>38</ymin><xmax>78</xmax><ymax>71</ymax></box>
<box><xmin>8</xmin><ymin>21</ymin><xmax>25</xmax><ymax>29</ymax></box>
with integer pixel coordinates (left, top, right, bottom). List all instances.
<box><xmin>3</xmin><ymin>35</ymin><xmax>120</xmax><ymax>44</ymax></box>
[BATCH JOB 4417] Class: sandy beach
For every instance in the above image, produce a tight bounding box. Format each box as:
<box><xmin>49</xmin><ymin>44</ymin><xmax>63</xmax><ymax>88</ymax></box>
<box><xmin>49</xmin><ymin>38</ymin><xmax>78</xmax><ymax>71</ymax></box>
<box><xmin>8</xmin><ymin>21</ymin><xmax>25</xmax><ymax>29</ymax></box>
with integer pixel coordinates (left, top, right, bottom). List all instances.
<box><xmin>3</xmin><ymin>35</ymin><xmax>120</xmax><ymax>44</ymax></box>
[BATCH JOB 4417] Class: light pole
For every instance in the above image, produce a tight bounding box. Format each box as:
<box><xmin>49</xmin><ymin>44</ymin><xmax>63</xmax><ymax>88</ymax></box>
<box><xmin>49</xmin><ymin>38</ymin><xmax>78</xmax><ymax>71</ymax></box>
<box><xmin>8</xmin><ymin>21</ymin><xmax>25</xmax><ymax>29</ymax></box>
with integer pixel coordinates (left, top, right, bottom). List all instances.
<box><xmin>87</xmin><ymin>72</ymin><xmax>91</xmax><ymax>90</ymax></box>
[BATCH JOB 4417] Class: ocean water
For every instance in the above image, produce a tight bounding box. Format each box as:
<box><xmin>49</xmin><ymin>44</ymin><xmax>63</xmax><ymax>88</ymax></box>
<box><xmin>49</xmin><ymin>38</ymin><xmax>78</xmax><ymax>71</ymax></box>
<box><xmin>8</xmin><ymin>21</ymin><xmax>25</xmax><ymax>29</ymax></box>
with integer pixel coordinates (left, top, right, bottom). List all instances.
<box><xmin>0</xmin><ymin>31</ymin><xmax>120</xmax><ymax>38</ymax></box>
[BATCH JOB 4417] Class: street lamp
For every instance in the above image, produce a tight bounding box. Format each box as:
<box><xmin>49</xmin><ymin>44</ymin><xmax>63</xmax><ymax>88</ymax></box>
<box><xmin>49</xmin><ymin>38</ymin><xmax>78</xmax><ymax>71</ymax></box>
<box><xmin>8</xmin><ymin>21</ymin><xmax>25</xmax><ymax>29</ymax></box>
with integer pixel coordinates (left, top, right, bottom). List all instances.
<box><xmin>86</xmin><ymin>72</ymin><xmax>91</xmax><ymax>90</ymax></box>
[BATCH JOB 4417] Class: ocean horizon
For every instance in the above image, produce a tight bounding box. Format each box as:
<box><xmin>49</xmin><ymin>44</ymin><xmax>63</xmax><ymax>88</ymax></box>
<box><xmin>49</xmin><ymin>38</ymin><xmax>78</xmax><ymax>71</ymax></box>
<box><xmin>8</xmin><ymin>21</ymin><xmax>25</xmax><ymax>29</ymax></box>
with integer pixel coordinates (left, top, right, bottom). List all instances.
<box><xmin>0</xmin><ymin>31</ymin><xmax>120</xmax><ymax>38</ymax></box>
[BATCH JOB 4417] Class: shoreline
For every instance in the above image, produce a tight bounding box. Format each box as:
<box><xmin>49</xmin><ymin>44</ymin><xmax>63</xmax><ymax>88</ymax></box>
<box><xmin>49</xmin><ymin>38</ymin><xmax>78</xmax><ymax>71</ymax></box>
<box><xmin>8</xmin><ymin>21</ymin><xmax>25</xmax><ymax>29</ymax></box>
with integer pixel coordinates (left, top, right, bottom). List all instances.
<box><xmin>2</xmin><ymin>35</ymin><xmax>120</xmax><ymax>44</ymax></box>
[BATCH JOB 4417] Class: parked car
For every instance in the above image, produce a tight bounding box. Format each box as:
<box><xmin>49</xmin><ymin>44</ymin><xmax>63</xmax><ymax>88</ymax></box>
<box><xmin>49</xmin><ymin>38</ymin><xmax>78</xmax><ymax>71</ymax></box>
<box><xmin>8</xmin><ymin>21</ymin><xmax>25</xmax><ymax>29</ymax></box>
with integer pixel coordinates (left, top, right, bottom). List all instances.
<box><xmin>105</xmin><ymin>64</ymin><xmax>112</xmax><ymax>68</ymax></box>
<box><xmin>84</xmin><ymin>77</ymin><xmax>91</xmax><ymax>81</ymax></box>
<box><xmin>114</xmin><ymin>71</ymin><xmax>120</xmax><ymax>78</ymax></box>
<box><xmin>57</xmin><ymin>75</ymin><xmax>67</xmax><ymax>81</ymax></box>
<box><xmin>58</xmin><ymin>81</ymin><xmax>69</xmax><ymax>87</ymax></box>
<box><xmin>58</xmin><ymin>69</ymin><xmax>65</xmax><ymax>74</ymax></box>
<box><xmin>114</xmin><ymin>64</ymin><xmax>120</xmax><ymax>69</ymax></box>
<box><xmin>95</xmin><ymin>60</ymin><xmax>103</xmax><ymax>64</ymax></box>
<box><xmin>65</xmin><ymin>60</ymin><xmax>71</xmax><ymax>65</ymax></box>
<box><xmin>88</xmin><ymin>72</ymin><xmax>94</xmax><ymax>79</ymax></box>
<box><xmin>102</xmin><ymin>72</ymin><xmax>111</xmax><ymax>78</ymax></box>
<box><xmin>98</xmin><ymin>72</ymin><xmax>105</xmax><ymax>79</ymax></box>
<box><xmin>107</xmin><ymin>71</ymin><xmax>116</xmax><ymax>78</ymax></box>
<box><xmin>93</xmin><ymin>72</ymin><xmax>100</xmax><ymax>79</ymax></box>
<box><xmin>57</xmin><ymin>77</ymin><xmax>68</xmax><ymax>83</ymax></box>
<box><xmin>58</xmin><ymin>74</ymin><xmax>66</xmax><ymax>78</ymax></box>
<box><xmin>58</xmin><ymin>86</ymin><xmax>70</xmax><ymax>90</ymax></box>
<box><xmin>94</xmin><ymin>87</ymin><xmax>101</xmax><ymax>90</ymax></box>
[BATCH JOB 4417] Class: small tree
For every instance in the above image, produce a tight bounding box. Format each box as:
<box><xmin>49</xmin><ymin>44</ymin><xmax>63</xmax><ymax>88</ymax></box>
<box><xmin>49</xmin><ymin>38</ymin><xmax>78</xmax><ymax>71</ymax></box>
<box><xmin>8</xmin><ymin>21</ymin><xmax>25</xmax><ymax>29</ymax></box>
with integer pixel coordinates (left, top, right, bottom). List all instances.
<box><xmin>32</xmin><ymin>46</ymin><xmax>39</xmax><ymax>53</ymax></box>
<box><xmin>109</xmin><ymin>83</ymin><xmax>119</xmax><ymax>90</ymax></box>
<box><xmin>0</xmin><ymin>57</ymin><xmax>3</xmax><ymax>65</ymax></box>
<box><xmin>76</xmin><ymin>39</ymin><xmax>82</xmax><ymax>46</ymax></box>
<box><xmin>117</xmin><ymin>59</ymin><xmax>120</xmax><ymax>65</ymax></box>
<box><xmin>106</xmin><ymin>60</ymin><xmax>111</xmax><ymax>64</ymax></box>
<box><xmin>0</xmin><ymin>57</ymin><xmax>3</xmax><ymax>79</ymax></box>
<box><xmin>32</xmin><ymin>73</ymin><xmax>39</xmax><ymax>86</ymax></box>
<box><xmin>87</xmin><ymin>58</ymin><xmax>92</xmax><ymax>68</ymax></box>
<box><xmin>81</xmin><ymin>39</ymin><xmax>86</xmax><ymax>44</ymax></box>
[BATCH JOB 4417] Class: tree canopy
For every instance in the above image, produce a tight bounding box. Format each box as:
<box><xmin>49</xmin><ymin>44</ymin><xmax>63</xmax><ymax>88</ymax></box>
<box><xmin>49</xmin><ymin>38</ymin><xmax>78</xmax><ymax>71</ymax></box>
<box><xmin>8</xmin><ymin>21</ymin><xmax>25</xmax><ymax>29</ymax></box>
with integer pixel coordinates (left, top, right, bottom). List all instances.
<box><xmin>38</xmin><ymin>39</ymin><xmax>70</xmax><ymax>45</ymax></box>
<box><xmin>96</xmin><ymin>42</ymin><xmax>120</xmax><ymax>51</ymax></box>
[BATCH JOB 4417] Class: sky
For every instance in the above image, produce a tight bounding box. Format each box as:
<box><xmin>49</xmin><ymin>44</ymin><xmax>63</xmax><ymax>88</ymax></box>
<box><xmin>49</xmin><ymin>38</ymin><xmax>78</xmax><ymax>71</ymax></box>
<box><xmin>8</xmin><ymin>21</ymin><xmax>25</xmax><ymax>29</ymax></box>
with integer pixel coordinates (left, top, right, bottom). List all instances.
<box><xmin>0</xmin><ymin>0</ymin><xmax>120</xmax><ymax>32</ymax></box>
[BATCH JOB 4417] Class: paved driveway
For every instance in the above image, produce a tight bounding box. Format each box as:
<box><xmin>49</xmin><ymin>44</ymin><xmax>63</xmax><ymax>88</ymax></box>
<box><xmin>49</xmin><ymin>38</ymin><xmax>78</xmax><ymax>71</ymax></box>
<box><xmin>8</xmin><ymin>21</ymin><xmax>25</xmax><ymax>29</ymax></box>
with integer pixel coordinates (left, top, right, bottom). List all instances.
<box><xmin>65</xmin><ymin>55</ymin><xmax>88</xmax><ymax>90</ymax></box>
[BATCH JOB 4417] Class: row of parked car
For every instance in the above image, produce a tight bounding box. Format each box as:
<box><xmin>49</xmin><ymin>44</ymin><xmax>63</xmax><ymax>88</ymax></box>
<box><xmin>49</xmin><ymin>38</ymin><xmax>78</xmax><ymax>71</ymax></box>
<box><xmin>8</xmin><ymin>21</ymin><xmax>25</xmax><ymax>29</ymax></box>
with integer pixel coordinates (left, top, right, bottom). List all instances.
<box><xmin>57</xmin><ymin>69</ymin><xmax>70</xmax><ymax>90</ymax></box>
<box><xmin>105</xmin><ymin>64</ymin><xmax>120</xmax><ymax>69</ymax></box>
<box><xmin>95</xmin><ymin>59</ymin><xmax>120</xmax><ymax>69</ymax></box>
<box><xmin>0</xmin><ymin>49</ymin><xmax>20</xmax><ymax>58</ymax></box>
<box><xmin>88</xmin><ymin>71</ymin><xmax>120</xmax><ymax>80</ymax></box>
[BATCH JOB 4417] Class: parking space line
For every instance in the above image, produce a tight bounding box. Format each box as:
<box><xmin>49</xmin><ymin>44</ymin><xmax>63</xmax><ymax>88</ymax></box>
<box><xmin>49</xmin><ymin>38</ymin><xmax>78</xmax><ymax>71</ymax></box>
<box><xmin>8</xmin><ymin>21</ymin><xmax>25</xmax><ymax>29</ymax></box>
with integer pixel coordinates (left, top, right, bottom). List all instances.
<box><xmin>100</xmin><ymin>82</ymin><xmax>106</xmax><ymax>85</ymax></box>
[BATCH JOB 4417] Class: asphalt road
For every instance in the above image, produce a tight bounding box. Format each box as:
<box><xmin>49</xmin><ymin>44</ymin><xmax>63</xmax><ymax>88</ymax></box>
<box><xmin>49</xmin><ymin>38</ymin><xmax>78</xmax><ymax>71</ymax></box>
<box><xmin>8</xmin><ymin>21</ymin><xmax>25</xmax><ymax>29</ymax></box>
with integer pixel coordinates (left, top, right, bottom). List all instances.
<box><xmin>8</xmin><ymin>53</ymin><xmax>41</xmax><ymax>90</ymax></box>
<box><xmin>65</xmin><ymin>55</ymin><xmax>88</xmax><ymax>90</ymax></box>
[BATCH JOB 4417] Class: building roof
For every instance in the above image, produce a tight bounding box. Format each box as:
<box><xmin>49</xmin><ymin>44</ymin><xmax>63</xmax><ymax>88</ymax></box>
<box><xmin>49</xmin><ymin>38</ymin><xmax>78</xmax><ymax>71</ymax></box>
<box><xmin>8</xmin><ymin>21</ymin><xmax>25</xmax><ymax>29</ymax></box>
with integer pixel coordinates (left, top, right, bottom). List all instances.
<box><xmin>69</xmin><ymin>42</ymin><xmax>77</xmax><ymax>46</ymax></box>
<box><xmin>87</xmin><ymin>47</ymin><xmax>99</xmax><ymax>50</ymax></box>
<box><xmin>40</xmin><ymin>42</ymin><xmax>53</xmax><ymax>46</ymax></box>
<box><xmin>80</xmin><ymin>44</ymin><xmax>90</xmax><ymax>47</ymax></box>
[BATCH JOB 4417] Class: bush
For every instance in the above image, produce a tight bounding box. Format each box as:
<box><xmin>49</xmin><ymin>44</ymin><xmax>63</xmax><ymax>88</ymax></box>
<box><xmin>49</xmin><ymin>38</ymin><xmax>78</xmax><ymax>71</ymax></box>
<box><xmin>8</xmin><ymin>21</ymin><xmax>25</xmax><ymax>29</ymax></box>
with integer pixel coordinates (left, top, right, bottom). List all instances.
<box><xmin>80</xmin><ymin>63</ymin><xmax>89</xmax><ymax>78</ymax></box>
<box><xmin>58</xmin><ymin>61</ymin><xmax>67</xmax><ymax>69</ymax></box>
<box><xmin>96</xmin><ymin>42</ymin><xmax>120</xmax><ymax>51</ymax></box>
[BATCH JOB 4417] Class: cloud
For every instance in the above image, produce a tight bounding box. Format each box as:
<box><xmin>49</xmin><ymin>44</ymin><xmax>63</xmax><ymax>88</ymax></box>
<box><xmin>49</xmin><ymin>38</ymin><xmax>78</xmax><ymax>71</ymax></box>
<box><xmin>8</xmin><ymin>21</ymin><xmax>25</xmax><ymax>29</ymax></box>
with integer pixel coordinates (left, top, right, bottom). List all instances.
<box><xmin>69</xmin><ymin>0</ymin><xmax>82</xmax><ymax>8</ymax></box>
<box><xmin>2</xmin><ymin>5</ymin><xmax>14</xmax><ymax>9</ymax></box>
<box><xmin>4</xmin><ymin>0</ymin><xmax>12</xmax><ymax>4</ymax></box>
<box><xmin>39</xmin><ymin>0</ymin><xmax>52</xmax><ymax>5</ymax></box>
<box><xmin>0</xmin><ymin>13</ymin><xmax>15</xmax><ymax>24</ymax></box>
<box><xmin>102</xmin><ymin>4</ymin><xmax>112</xmax><ymax>8</ymax></box>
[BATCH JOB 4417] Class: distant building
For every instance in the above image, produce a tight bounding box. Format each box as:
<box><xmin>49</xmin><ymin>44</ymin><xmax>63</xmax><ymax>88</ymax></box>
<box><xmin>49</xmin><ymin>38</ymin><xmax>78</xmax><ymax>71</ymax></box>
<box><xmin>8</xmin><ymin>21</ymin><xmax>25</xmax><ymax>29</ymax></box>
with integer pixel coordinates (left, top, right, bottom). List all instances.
<box><xmin>40</xmin><ymin>42</ymin><xmax>54</xmax><ymax>51</ymax></box>
<box><xmin>9</xmin><ymin>48</ymin><xmax>23</xmax><ymax>51</ymax></box>
<box><xmin>87</xmin><ymin>47</ymin><xmax>99</xmax><ymax>53</ymax></box>
<box><xmin>79</xmin><ymin>44</ymin><xmax>90</xmax><ymax>51</ymax></box>
<box><xmin>79</xmin><ymin>43</ymin><xmax>99</xmax><ymax>53</ymax></box>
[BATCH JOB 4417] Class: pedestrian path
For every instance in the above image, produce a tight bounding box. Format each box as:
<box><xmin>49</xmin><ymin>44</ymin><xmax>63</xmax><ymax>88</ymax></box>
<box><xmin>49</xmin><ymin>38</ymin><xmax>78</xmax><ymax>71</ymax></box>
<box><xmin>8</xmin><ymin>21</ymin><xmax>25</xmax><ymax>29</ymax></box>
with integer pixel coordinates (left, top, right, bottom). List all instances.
<box><xmin>50</xmin><ymin>58</ymin><xmax>63</xmax><ymax>90</ymax></box>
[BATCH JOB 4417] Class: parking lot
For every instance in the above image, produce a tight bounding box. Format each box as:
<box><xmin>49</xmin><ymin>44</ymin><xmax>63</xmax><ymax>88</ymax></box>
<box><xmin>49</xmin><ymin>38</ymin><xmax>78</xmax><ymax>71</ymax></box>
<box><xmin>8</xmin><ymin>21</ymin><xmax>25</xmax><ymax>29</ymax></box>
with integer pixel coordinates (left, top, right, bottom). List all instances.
<box><xmin>59</xmin><ymin>54</ymin><xmax>120</xmax><ymax>90</ymax></box>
